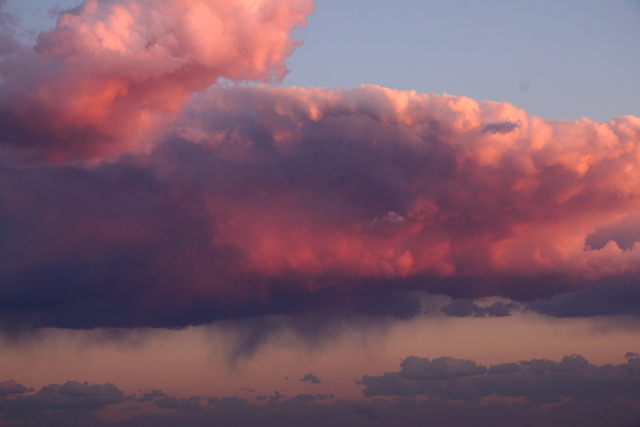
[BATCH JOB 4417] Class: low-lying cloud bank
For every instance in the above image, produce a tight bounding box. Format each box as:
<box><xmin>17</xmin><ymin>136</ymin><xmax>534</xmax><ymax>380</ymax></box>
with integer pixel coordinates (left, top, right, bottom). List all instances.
<box><xmin>1</xmin><ymin>354</ymin><xmax>638</xmax><ymax>427</ymax></box>
<box><xmin>1</xmin><ymin>0</ymin><xmax>640</xmax><ymax>331</ymax></box>
<box><xmin>359</xmin><ymin>353</ymin><xmax>640</xmax><ymax>403</ymax></box>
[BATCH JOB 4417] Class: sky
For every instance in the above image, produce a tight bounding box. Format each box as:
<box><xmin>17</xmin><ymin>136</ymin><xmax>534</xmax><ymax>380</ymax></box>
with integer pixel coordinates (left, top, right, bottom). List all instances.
<box><xmin>0</xmin><ymin>1</ymin><xmax>639</xmax><ymax>426</ymax></box>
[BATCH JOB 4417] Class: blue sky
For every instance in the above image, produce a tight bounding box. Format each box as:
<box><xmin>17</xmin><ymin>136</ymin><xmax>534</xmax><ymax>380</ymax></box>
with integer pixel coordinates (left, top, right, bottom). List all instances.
<box><xmin>7</xmin><ymin>0</ymin><xmax>640</xmax><ymax>122</ymax></box>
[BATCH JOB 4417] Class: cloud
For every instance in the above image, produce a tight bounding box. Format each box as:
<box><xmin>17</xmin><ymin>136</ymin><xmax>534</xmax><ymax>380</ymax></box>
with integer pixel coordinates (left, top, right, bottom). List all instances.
<box><xmin>2</xmin><ymin>82</ymin><xmax>640</xmax><ymax>331</ymax></box>
<box><xmin>367</xmin><ymin>211</ymin><xmax>406</xmax><ymax>227</ymax></box>
<box><xmin>585</xmin><ymin>213</ymin><xmax>640</xmax><ymax>251</ymax></box>
<box><xmin>482</xmin><ymin>119</ymin><xmax>522</xmax><ymax>134</ymax></box>
<box><xmin>316</xmin><ymin>394</ymin><xmax>335</xmax><ymax>400</ymax></box>
<box><xmin>269</xmin><ymin>390</ymin><xmax>286</xmax><ymax>401</ymax></box>
<box><xmin>0</xmin><ymin>380</ymin><xmax>128</xmax><ymax>421</ymax></box>
<box><xmin>399</xmin><ymin>356</ymin><xmax>487</xmax><ymax>379</ymax></box>
<box><xmin>0</xmin><ymin>380</ymin><xmax>31</xmax><ymax>396</ymax></box>
<box><xmin>154</xmin><ymin>396</ymin><xmax>203</xmax><ymax>410</ymax></box>
<box><xmin>299</xmin><ymin>373</ymin><xmax>321</xmax><ymax>384</ymax></box>
<box><xmin>440</xmin><ymin>300</ymin><xmax>519</xmax><ymax>317</ymax></box>
<box><xmin>1</xmin><ymin>381</ymin><xmax>639</xmax><ymax>427</ymax></box>
<box><xmin>358</xmin><ymin>354</ymin><xmax>640</xmax><ymax>404</ymax></box>
<box><xmin>0</xmin><ymin>0</ymin><xmax>313</xmax><ymax>162</ymax></box>
<box><xmin>527</xmin><ymin>282</ymin><xmax>640</xmax><ymax>317</ymax></box>
<box><xmin>0</xmin><ymin>0</ymin><xmax>19</xmax><ymax>57</ymax></box>
<box><xmin>136</xmin><ymin>389</ymin><xmax>166</xmax><ymax>403</ymax></box>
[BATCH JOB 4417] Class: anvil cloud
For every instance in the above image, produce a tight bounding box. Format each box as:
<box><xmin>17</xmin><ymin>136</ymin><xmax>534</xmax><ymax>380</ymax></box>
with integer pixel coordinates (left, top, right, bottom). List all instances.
<box><xmin>1</xmin><ymin>0</ymin><xmax>640</xmax><ymax>331</ymax></box>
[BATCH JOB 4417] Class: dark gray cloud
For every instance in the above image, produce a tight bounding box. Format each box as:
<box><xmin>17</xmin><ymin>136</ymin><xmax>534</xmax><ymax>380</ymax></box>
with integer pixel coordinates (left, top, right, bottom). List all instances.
<box><xmin>269</xmin><ymin>391</ymin><xmax>286</xmax><ymax>401</ymax></box>
<box><xmin>207</xmin><ymin>395</ymin><xmax>252</xmax><ymax>410</ymax></box>
<box><xmin>487</xmin><ymin>363</ymin><xmax>523</xmax><ymax>375</ymax></box>
<box><xmin>585</xmin><ymin>213</ymin><xmax>640</xmax><ymax>251</ymax></box>
<box><xmin>299</xmin><ymin>373</ymin><xmax>321</xmax><ymax>384</ymax></box>
<box><xmin>153</xmin><ymin>396</ymin><xmax>203</xmax><ymax>411</ymax></box>
<box><xmin>527</xmin><ymin>282</ymin><xmax>640</xmax><ymax>317</ymax></box>
<box><xmin>358</xmin><ymin>354</ymin><xmax>640</xmax><ymax>404</ymax></box>
<box><xmin>136</xmin><ymin>389</ymin><xmax>166</xmax><ymax>403</ymax></box>
<box><xmin>0</xmin><ymin>381</ymin><xmax>128</xmax><ymax>421</ymax></box>
<box><xmin>399</xmin><ymin>356</ymin><xmax>487</xmax><ymax>379</ymax></box>
<box><xmin>0</xmin><ymin>380</ymin><xmax>31</xmax><ymax>396</ymax></box>
<box><xmin>481</xmin><ymin>119</ymin><xmax>521</xmax><ymax>134</ymax></box>
<box><xmin>316</xmin><ymin>394</ymin><xmax>335</xmax><ymax>400</ymax></box>
<box><xmin>440</xmin><ymin>299</ymin><xmax>519</xmax><ymax>318</ymax></box>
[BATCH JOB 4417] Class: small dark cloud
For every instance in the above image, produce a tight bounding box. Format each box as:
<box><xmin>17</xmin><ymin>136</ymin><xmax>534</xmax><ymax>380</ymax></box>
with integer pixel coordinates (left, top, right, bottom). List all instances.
<box><xmin>399</xmin><ymin>356</ymin><xmax>487</xmax><ymax>379</ymax></box>
<box><xmin>487</xmin><ymin>363</ymin><xmax>523</xmax><ymax>375</ymax></box>
<box><xmin>207</xmin><ymin>396</ymin><xmax>250</xmax><ymax>410</ymax></box>
<box><xmin>482</xmin><ymin>119</ymin><xmax>521</xmax><ymax>134</ymax></box>
<box><xmin>299</xmin><ymin>373</ymin><xmax>321</xmax><ymax>384</ymax></box>
<box><xmin>284</xmin><ymin>393</ymin><xmax>316</xmax><ymax>406</ymax></box>
<box><xmin>269</xmin><ymin>391</ymin><xmax>286</xmax><ymax>401</ymax></box>
<box><xmin>256</xmin><ymin>395</ymin><xmax>267</xmax><ymax>401</ymax></box>
<box><xmin>316</xmin><ymin>394</ymin><xmax>335</xmax><ymax>400</ymax></box>
<box><xmin>440</xmin><ymin>300</ymin><xmax>518</xmax><ymax>318</ymax></box>
<box><xmin>153</xmin><ymin>396</ymin><xmax>203</xmax><ymax>410</ymax></box>
<box><xmin>0</xmin><ymin>381</ymin><xmax>128</xmax><ymax>421</ymax></box>
<box><xmin>585</xmin><ymin>213</ymin><xmax>640</xmax><ymax>251</ymax></box>
<box><xmin>136</xmin><ymin>389</ymin><xmax>166</xmax><ymax>403</ymax></box>
<box><xmin>527</xmin><ymin>282</ymin><xmax>640</xmax><ymax>317</ymax></box>
<box><xmin>0</xmin><ymin>380</ymin><xmax>32</xmax><ymax>396</ymax></box>
<box><xmin>625</xmin><ymin>352</ymin><xmax>638</xmax><ymax>359</ymax></box>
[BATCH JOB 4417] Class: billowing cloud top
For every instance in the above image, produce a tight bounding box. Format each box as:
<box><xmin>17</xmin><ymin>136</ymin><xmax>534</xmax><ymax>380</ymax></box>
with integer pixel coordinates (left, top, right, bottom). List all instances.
<box><xmin>161</xmin><ymin>86</ymin><xmax>640</xmax><ymax>292</ymax></box>
<box><xmin>0</xmin><ymin>0</ymin><xmax>313</xmax><ymax>161</ymax></box>
<box><xmin>1</xmin><ymin>0</ymin><xmax>640</xmax><ymax>330</ymax></box>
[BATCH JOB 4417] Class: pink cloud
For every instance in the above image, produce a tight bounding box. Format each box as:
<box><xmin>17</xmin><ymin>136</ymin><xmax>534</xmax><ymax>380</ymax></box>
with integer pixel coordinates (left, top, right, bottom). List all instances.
<box><xmin>0</xmin><ymin>0</ymin><xmax>312</xmax><ymax>161</ymax></box>
<box><xmin>171</xmin><ymin>85</ymin><xmax>640</xmax><ymax>289</ymax></box>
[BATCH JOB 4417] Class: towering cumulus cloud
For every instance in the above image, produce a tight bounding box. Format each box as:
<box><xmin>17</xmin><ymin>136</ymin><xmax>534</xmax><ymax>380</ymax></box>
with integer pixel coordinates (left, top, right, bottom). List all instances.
<box><xmin>1</xmin><ymin>1</ymin><xmax>640</xmax><ymax>330</ymax></box>
<box><xmin>0</xmin><ymin>0</ymin><xmax>312</xmax><ymax>161</ymax></box>
<box><xmin>170</xmin><ymin>86</ymin><xmax>640</xmax><ymax>291</ymax></box>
